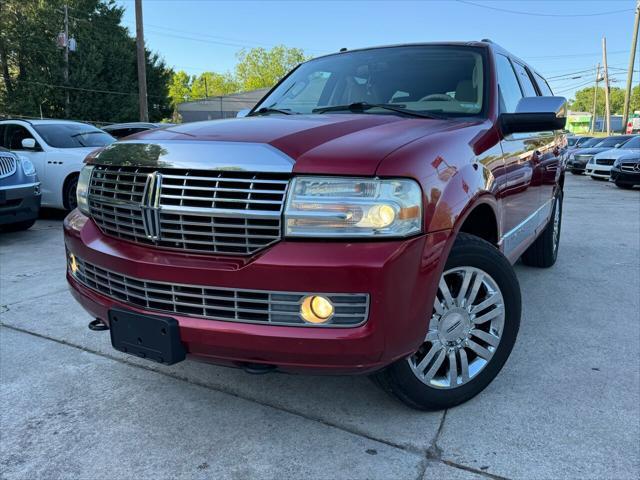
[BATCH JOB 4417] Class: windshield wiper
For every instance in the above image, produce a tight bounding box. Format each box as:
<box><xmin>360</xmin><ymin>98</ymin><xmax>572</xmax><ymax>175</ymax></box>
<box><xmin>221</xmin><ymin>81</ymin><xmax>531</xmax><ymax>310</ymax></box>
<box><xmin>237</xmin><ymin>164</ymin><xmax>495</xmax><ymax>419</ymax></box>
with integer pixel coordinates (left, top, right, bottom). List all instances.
<box><xmin>71</xmin><ymin>131</ymin><xmax>103</xmax><ymax>137</ymax></box>
<box><xmin>249</xmin><ymin>107</ymin><xmax>294</xmax><ymax>116</ymax></box>
<box><xmin>312</xmin><ymin>102</ymin><xmax>445</xmax><ymax>119</ymax></box>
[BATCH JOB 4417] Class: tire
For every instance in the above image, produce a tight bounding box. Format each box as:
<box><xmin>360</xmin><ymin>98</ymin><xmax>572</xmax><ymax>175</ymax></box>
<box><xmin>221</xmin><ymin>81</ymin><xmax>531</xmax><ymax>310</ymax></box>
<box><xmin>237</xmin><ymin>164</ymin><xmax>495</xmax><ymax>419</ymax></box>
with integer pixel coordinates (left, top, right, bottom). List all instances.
<box><xmin>372</xmin><ymin>233</ymin><xmax>521</xmax><ymax>410</ymax></box>
<box><xmin>521</xmin><ymin>191</ymin><xmax>562</xmax><ymax>268</ymax></box>
<box><xmin>63</xmin><ymin>174</ymin><xmax>79</xmax><ymax>211</ymax></box>
<box><xmin>570</xmin><ymin>169</ymin><xmax>582</xmax><ymax>175</ymax></box>
<box><xmin>590</xmin><ymin>175</ymin><xmax>604</xmax><ymax>181</ymax></box>
<box><xmin>615</xmin><ymin>181</ymin><xmax>634</xmax><ymax>190</ymax></box>
<box><xmin>1</xmin><ymin>219</ymin><xmax>36</xmax><ymax>232</ymax></box>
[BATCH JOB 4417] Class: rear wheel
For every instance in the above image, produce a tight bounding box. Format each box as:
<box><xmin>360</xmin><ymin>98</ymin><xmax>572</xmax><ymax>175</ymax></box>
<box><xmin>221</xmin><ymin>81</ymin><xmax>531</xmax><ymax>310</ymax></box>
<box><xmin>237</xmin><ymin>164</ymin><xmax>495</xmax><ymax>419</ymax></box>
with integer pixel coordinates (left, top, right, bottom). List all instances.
<box><xmin>521</xmin><ymin>191</ymin><xmax>562</xmax><ymax>268</ymax></box>
<box><xmin>63</xmin><ymin>174</ymin><xmax>79</xmax><ymax>210</ymax></box>
<box><xmin>372</xmin><ymin>234</ymin><xmax>521</xmax><ymax>410</ymax></box>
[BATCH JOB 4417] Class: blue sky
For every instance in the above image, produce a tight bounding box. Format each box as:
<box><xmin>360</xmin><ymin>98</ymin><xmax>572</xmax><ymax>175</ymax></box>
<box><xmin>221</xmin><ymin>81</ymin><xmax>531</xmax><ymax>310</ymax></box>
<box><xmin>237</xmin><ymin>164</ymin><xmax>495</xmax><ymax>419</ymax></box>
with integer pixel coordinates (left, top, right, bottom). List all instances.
<box><xmin>115</xmin><ymin>0</ymin><xmax>639</xmax><ymax>100</ymax></box>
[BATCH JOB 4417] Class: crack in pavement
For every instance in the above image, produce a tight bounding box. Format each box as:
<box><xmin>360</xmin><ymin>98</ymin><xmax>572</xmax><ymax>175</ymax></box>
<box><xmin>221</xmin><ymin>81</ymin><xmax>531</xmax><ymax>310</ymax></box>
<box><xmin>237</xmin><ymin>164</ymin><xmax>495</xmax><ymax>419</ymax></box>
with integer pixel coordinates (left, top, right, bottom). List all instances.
<box><xmin>3</xmin><ymin>287</ymin><xmax>70</xmax><ymax>307</ymax></box>
<box><xmin>1</xmin><ymin>322</ymin><xmax>514</xmax><ymax>480</ymax></box>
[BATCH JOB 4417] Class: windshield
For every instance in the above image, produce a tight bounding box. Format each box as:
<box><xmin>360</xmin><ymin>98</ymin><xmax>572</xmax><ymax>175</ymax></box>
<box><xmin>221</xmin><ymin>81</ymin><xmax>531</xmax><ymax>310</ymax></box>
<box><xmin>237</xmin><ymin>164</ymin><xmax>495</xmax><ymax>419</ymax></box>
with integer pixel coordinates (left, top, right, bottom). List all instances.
<box><xmin>255</xmin><ymin>46</ymin><xmax>487</xmax><ymax>117</ymax></box>
<box><xmin>595</xmin><ymin>136</ymin><xmax>633</xmax><ymax>148</ymax></box>
<box><xmin>33</xmin><ymin>123</ymin><xmax>115</xmax><ymax>148</ymax></box>
<box><xmin>621</xmin><ymin>136</ymin><xmax>640</xmax><ymax>148</ymax></box>
<box><xmin>579</xmin><ymin>138</ymin><xmax>601</xmax><ymax>148</ymax></box>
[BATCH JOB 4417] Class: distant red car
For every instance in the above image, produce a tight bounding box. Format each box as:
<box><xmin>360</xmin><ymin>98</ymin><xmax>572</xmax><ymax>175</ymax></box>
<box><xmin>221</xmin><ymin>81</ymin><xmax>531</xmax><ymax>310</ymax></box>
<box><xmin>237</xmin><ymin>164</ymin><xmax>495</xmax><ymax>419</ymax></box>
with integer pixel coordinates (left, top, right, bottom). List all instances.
<box><xmin>65</xmin><ymin>41</ymin><xmax>567</xmax><ymax>409</ymax></box>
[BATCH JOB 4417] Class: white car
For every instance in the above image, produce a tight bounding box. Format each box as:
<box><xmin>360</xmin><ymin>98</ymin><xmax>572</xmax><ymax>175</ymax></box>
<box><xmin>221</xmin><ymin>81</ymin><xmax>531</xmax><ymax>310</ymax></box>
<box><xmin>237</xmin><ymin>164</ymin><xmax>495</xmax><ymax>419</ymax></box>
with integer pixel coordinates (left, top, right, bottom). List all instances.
<box><xmin>586</xmin><ymin>136</ymin><xmax>640</xmax><ymax>180</ymax></box>
<box><xmin>0</xmin><ymin>119</ymin><xmax>115</xmax><ymax>209</ymax></box>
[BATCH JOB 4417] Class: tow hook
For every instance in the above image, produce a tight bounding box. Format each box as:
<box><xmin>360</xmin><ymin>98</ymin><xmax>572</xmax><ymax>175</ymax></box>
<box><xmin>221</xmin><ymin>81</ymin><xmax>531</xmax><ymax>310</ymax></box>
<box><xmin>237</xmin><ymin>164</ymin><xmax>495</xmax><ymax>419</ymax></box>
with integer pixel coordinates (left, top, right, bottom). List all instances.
<box><xmin>88</xmin><ymin>319</ymin><xmax>109</xmax><ymax>331</ymax></box>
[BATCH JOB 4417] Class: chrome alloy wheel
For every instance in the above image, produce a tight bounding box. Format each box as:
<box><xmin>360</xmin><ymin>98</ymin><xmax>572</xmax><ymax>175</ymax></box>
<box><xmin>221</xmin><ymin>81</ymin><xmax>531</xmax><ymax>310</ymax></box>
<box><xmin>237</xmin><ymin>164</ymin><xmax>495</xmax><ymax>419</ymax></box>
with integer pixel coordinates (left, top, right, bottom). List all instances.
<box><xmin>408</xmin><ymin>267</ymin><xmax>505</xmax><ymax>389</ymax></box>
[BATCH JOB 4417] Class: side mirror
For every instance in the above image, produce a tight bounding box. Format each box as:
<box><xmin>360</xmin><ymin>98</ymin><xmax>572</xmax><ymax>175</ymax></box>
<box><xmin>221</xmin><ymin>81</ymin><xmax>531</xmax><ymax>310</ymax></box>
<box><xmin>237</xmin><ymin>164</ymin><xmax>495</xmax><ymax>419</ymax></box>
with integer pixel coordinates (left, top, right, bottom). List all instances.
<box><xmin>236</xmin><ymin>109</ymin><xmax>250</xmax><ymax>118</ymax></box>
<box><xmin>499</xmin><ymin>96</ymin><xmax>567</xmax><ymax>135</ymax></box>
<box><xmin>21</xmin><ymin>138</ymin><xmax>37</xmax><ymax>150</ymax></box>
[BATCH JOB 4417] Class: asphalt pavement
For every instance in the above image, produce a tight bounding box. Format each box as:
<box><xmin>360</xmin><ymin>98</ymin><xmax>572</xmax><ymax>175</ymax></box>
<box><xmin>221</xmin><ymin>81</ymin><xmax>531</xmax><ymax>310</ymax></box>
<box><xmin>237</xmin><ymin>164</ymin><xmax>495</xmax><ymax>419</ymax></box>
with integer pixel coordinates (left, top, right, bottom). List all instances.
<box><xmin>1</xmin><ymin>174</ymin><xmax>638</xmax><ymax>480</ymax></box>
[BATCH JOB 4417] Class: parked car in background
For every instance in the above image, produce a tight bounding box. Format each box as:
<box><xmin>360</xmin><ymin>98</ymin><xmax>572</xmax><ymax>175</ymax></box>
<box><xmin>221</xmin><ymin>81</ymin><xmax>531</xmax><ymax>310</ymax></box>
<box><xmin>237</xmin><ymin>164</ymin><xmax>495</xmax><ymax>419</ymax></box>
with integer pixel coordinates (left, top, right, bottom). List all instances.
<box><xmin>586</xmin><ymin>136</ymin><xmax>640</xmax><ymax>180</ymax></box>
<box><xmin>0</xmin><ymin>147</ymin><xmax>41</xmax><ymax>231</ymax></box>
<box><xmin>65</xmin><ymin>41</ymin><xmax>567</xmax><ymax>410</ymax></box>
<box><xmin>610</xmin><ymin>153</ymin><xmax>640</xmax><ymax>189</ymax></box>
<box><xmin>567</xmin><ymin>135</ymin><xmax>635</xmax><ymax>174</ymax></box>
<box><xmin>102</xmin><ymin>122</ymin><xmax>175</xmax><ymax>139</ymax></box>
<box><xmin>0</xmin><ymin>119</ymin><xmax>115</xmax><ymax>210</ymax></box>
<box><xmin>566</xmin><ymin>135</ymin><xmax>593</xmax><ymax>153</ymax></box>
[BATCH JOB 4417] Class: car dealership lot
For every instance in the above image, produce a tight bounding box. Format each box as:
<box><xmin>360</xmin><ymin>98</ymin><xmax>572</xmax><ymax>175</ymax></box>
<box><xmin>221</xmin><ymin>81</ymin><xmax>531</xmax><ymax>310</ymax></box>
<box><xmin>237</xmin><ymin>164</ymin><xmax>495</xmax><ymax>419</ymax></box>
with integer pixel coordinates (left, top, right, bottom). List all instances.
<box><xmin>1</xmin><ymin>174</ymin><xmax>638</xmax><ymax>480</ymax></box>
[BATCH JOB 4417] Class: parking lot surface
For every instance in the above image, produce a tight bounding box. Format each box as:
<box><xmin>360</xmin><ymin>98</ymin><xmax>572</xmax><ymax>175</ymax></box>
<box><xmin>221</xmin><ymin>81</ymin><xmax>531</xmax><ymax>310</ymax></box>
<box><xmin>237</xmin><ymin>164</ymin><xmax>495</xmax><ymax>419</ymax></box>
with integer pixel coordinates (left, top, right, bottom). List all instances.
<box><xmin>1</xmin><ymin>174</ymin><xmax>638</xmax><ymax>480</ymax></box>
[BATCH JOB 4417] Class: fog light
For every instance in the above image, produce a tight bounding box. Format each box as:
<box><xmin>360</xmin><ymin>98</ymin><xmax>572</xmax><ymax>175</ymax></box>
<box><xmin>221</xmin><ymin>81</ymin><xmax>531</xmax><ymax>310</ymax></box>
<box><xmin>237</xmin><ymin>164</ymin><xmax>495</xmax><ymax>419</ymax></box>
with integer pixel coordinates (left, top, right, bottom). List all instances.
<box><xmin>69</xmin><ymin>253</ymin><xmax>78</xmax><ymax>275</ymax></box>
<box><xmin>300</xmin><ymin>295</ymin><xmax>334</xmax><ymax>324</ymax></box>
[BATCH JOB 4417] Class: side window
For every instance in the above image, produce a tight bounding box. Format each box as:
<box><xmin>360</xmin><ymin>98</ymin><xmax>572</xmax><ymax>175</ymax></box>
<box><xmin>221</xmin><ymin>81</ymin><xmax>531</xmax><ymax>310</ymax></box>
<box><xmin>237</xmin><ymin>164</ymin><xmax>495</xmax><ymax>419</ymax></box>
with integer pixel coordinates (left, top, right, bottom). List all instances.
<box><xmin>0</xmin><ymin>125</ymin><xmax>6</xmax><ymax>148</ymax></box>
<box><xmin>5</xmin><ymin>124</ymin><xmax>36</xmax><ymax>150</ymax></box>
<box><xmin>512</xmin><ymin>62</ymin><xmax>538</xmax><ymax>97</ymax></box>
<box><xmin>533</xmin><ymin>72</ymin><xmax>554</xmax><ymax>96</ymax></box>
<box><xmin>495</xmin><ymin>54</ymin><xmax>523</xmax><ymax>113</ymax></box>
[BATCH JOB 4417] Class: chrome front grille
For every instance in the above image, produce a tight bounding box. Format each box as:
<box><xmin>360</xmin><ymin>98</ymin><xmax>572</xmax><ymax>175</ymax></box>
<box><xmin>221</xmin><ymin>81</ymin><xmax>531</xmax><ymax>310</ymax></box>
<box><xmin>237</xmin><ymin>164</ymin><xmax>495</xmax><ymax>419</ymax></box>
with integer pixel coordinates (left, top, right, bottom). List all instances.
<box><xmin>69</xmin><ymin>254</ymin><xmax>369</xmax><ymax>327</ymax></box>
<box><xmin>596</xmin><ymin>158</ymin><xmax>615</xmax><ymax>166</ymax></box>
<box><xmin>0</xmin><ymin>153</ymin><xmax>17</xmax><ymax>179</ymax></box>
<box><xmin>574</xmin><ymin>154</ymin><xmax>592</xmax><ymax>163</ymax></box>
<box><xmin>88</xmin><ymin>165</ymin><xmax>289</xmax><ymax>255</ymax></box>
<box><xmin>620</xmin><ymin>162</ymin><xmax>640</xmax><ymax>172</ymax></box>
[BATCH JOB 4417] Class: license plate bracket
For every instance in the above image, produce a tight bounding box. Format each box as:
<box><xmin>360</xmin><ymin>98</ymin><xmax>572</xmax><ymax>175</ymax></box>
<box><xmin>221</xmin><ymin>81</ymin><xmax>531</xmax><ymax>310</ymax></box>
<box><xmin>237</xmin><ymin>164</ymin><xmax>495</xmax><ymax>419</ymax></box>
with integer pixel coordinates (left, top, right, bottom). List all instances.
<box><xmin>108</xmin><ymin>309</ymin><xmax>186</xmax><ymax>365</ymax></box>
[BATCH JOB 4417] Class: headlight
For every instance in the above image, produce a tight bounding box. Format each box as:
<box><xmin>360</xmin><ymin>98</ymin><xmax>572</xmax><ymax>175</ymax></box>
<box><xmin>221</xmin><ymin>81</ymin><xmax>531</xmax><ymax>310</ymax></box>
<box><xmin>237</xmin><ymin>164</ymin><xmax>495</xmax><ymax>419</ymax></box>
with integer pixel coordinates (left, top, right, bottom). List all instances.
<box><xmin>76</xmin><ymin>164</ymin><xmax>94</xmax><ymax>215</ymax></box>
<box><xmin>284</xmin><ymin>176</ymin><xmax>422</xmax><ymax>238</ymax></box>
<box><xmin>19</xmin><ymin>156</ymin><xmax>36</xmax><ymax>176</ymax></box>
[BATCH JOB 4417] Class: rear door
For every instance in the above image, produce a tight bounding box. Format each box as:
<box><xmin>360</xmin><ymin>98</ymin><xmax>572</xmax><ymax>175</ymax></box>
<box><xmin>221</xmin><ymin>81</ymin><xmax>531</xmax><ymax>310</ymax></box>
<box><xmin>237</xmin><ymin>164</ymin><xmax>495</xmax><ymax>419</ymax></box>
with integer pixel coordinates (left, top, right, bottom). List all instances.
<box><xmin>495</xmin><ymin>54</ymin><xmax>545</xmax><ymax>257</ymax></box>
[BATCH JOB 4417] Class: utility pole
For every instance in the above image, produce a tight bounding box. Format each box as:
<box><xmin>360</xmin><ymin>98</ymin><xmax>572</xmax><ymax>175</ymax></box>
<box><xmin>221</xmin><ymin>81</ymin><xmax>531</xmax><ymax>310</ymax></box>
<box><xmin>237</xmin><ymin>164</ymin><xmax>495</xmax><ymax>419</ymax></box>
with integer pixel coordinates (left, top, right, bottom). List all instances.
<box><xmin>602</xmin><ymin>37</ymin><xmax>611</xmax><ymax>135</ymax></box>
<box><xmin>63</xmin><ymin>4</ymin><xmax>70</xmax><ymax>118</ymax></box>
<box><xmin>590</xmin><ymin>63</ymin><xmax>600</xmax><ymax>133</ymax></box>
<box><xmin>135</xmin><ymin>0</ymin><xmax>149</xmax><ymax>122</ymax></box>
<box><xmin>622</xmin><ymin>0</ymin><xmax>640</xmax><ymax>133</ymax></box>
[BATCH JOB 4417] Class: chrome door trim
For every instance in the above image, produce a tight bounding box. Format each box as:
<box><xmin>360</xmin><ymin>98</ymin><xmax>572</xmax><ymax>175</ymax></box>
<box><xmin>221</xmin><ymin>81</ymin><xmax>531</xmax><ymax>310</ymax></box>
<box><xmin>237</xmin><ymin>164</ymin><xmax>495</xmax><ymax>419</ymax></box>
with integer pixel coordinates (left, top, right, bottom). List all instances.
<box><xmin>500</xmin><ymin>197</ymin><xmax>553</xmax><ymax>255</ymax></box>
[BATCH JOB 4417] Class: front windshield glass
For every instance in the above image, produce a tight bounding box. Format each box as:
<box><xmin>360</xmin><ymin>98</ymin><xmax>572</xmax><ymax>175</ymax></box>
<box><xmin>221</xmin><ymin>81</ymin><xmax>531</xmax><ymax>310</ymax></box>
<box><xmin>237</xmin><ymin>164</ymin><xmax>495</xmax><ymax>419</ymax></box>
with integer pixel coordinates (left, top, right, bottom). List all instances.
<box><xmin>621</xmin><ymin>136</ymin><xmax>640</xmax><ymax>148</ymax></box>
<box><xmin>33</xmin><ymin>123</ymin><xmax>115</xmax><ymax>148</ymax></box>
<box><xmin>255</xmin><ymin>46</ymin><xmax>487</xmax><ymax>117</ymax></box>
<box><xmin>580</xmin><ymin>138</ymin><xmax>601</xmax><ymax>148</ymax></box>
<box><xmin>596</xmin><ymin>136</ymin><xmax>632</xmax><ymax>148</ymax></box>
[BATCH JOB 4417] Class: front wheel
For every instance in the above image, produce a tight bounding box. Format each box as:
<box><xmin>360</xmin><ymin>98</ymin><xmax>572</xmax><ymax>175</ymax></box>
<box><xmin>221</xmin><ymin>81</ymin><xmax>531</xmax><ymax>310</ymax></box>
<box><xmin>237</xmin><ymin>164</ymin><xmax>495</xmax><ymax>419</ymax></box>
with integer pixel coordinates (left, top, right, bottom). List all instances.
<box><xmin>570</xmin><ymin>169</ymin><xmax>582</xmax><ymax>175</ymax></box>
<box><xmin>615</xmin><ymin>181</ymin><xmax>634</xmax><ymax>190</ymax></box>
<box><xmin>372</xmin><ymin>233</ymin><xmax>521</xmax><ymax>410</ymax></box>
<box><xmin>63</xmin><ymin>175</ymin><xmax>79</xmax><ymax>211</ymax></box>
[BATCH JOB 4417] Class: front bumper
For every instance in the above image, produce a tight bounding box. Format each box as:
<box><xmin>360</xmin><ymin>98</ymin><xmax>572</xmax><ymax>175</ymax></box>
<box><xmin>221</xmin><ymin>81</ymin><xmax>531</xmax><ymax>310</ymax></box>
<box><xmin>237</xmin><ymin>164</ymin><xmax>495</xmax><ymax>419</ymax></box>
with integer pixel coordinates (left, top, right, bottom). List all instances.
<box><xmin>0</xmin><ymin>182</ymin><xmax>41</xmax><ymax>225</ymax></box>
<box><xmin>585</xmin><ymin>165</ymin><xmax>612</xmax><ymax>178</ymax></box>
<box><xmin>610</xmin><ymin>167</ymin><xmax>640</xmax><ymax>186</ymax></box>
<box><xmin>64</xmin><ymin>210</ymin><xmax>451</xmax><ymax>374</ymax></box>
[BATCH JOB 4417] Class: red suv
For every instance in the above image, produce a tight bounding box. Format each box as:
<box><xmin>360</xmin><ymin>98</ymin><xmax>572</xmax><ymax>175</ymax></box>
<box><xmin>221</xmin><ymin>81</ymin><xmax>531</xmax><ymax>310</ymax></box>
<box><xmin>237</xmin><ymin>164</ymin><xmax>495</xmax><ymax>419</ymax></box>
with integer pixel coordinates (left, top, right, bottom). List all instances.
<box><xmin>65</xmin><ymin>42</ymin><xmax>566</xmax><ymax>410</ymax></box>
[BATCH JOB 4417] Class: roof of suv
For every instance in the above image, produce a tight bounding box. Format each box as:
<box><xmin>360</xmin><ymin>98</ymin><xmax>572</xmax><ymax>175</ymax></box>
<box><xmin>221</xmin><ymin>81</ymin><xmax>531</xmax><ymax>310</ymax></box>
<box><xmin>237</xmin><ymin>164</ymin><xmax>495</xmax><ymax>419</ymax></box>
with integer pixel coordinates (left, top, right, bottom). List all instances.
<box><xmin>0</xmin><ymin>119</ymin><xmax>92</xmax><ymax>126</ymax></box>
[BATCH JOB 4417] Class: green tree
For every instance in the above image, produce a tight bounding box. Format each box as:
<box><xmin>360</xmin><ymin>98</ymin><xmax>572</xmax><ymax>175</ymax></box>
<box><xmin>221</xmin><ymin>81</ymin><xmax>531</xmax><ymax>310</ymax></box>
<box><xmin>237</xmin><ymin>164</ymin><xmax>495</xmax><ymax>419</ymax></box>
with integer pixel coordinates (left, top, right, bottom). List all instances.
<box><xmin>168</xmin><ymin>70</ymin><xmax>193</xmax><ymax>107</ymax></box>
<box><xmin>568</xmin><ymin>86</ymin><xmax>629</xmax><ymax>116</ymax></box>
<box><xmin>235</xmin><ymin>45</ymin><xmax>308</xmax><ymax>91</ymax></box>
<box><xmin>0</xmin><ymin>0</ymin><xmax>172</xmax><ymax>123</ymax></box>
<box><xmin>190</xmin><ymin>71</ymin><xmax>239</xmax><ymax>99</ymax></box>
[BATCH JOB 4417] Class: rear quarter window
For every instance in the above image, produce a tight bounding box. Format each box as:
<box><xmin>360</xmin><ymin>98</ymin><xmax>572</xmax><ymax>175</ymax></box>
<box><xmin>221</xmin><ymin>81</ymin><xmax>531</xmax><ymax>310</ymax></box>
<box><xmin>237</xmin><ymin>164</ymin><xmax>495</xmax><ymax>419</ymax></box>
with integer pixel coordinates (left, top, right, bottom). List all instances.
<box><xmin>533</xmin><ymin>72</ymin><xmax>554</xmax><ymax>96</ymax></box>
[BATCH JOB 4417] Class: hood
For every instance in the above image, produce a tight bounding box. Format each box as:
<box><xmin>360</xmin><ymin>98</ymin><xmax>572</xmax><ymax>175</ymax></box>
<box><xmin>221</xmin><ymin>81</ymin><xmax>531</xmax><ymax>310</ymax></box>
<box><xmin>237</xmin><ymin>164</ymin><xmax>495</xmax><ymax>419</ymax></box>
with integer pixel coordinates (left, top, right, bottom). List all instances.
<box><xmin>573</xmin><ymin>147</ymin><xmax>612</xmax><ymax>156</ymax></box>
<box><xmin>134</xmin><ymin>114</ymin><xmax>472</xmax><ymax>175</ymax></box>
<box><xmin>594</xmin><ymin>147</ymin><xmax>640</xmax><ymax>160</ymax></box>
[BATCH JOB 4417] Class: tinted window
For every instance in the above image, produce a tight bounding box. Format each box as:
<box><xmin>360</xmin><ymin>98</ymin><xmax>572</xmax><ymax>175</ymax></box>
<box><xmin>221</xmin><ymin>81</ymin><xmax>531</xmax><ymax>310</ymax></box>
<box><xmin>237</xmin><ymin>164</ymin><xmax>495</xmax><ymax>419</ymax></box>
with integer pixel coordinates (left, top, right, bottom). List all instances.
<box><xmin>533</xmin><ymin>72</ymin><xmax>554</xmax><ymax>96</ymax></box>
<box><xmin>581</xmin><ymin>138</ymin><xmax>602</xmax><ymax>148</ymax></box>
<box><xmin>621</xmin><ymin>136</ymin><xmax>640</xmax><ymax>148</ymax></box>
<box><xmin>495</xmin><ymin>54</ymin><xmax>523</xmax><ymax>113</ymax></box>
<box><xmin>5</xmin><ymin>124</ymin><xmax>36</xmax><ymax>150</ymax></box>
<box><xmin>576</xmin><ymin>136</ymin><xmax>593</xmax><ymax>146</ymax></box>
<box><xmin>596</xmin><ymin>136</ymin><xmax>633</xmax><ymax>148</ymax></box>
<box><xmin>512</xmin><ymin>62</ymin><xmax>537</xmax><ymax>97</ymax></box>
<box><xmin>567</xmin><ymin>137</ymin><xmax>579</xmax><ymax>146</ymax></box>
<box><xmin>33</xmin><ymin>123</ymin><xmax>115</xmax><ymax>148</ymax></box>
<box><xmin>256</xmin><ymin>46</ymin><xmax>487</xmax><ymax>117</ymax></box>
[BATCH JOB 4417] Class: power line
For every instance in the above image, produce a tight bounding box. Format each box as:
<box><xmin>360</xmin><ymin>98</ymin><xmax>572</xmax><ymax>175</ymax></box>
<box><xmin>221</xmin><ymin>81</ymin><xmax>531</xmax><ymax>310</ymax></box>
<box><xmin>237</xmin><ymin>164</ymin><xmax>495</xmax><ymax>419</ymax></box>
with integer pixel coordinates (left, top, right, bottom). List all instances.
<box><xmin>455</xmin><ymin>0</ymin><xmax>633</xmax><ymax>17</ymax></box>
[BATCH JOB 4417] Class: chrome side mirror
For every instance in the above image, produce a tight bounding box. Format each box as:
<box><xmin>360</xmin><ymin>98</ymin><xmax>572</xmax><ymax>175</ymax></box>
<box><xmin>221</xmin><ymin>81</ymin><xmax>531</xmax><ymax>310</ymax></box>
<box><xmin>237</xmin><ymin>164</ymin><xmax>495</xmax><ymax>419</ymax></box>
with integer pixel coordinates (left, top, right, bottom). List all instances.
<box><xmin>21</xmin><ymin>138</ymin><xmax>37</xmax><ymax>150</ymax></box>
<box><xmin>500</xmin><ymin>96</ymin><xmax>567</xmax><ymax>135</ymax></box>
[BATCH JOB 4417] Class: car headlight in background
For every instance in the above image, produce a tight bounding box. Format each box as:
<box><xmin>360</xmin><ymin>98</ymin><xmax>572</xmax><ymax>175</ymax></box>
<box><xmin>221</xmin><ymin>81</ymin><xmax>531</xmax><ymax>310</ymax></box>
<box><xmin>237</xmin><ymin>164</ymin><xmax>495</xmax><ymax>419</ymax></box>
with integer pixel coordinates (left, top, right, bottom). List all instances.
<box><xmin>76</xmin><ymin>164</ymin><xmax>94</xmax><ymax>215</ymax></box>
<box><xmin>18</xmin><ymin>156</ymin><xmax>36</xmax><ymax>176</ymax></box>
<box><xmin>284</xmin><ymin>176</ymin><xmax>422</xmax><ymax>238</ymax></box>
